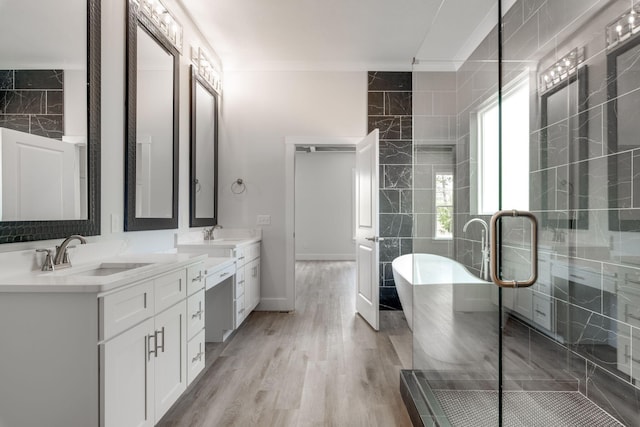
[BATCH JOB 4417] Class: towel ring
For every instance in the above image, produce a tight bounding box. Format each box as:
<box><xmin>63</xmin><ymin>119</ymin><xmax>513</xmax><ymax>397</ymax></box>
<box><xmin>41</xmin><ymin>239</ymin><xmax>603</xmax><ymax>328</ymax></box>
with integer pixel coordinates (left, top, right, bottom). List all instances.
<box><xmin>231</xmin><ymin>178</ymin><xmax>246</xmax><ymax>194</ymax></box>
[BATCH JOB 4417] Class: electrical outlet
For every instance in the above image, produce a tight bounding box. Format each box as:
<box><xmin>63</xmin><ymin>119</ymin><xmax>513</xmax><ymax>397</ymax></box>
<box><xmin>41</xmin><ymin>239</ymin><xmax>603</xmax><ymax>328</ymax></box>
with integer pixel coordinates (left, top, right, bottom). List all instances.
<box><xmin>257</xmin><ymin>215</ymin><xmax>271</xmax><ymax>225</ymax></box>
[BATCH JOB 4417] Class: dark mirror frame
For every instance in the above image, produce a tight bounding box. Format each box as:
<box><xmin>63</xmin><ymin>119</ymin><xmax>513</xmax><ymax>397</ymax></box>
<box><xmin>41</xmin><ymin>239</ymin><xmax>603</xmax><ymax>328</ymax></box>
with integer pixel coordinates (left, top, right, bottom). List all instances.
<box><xmin>0</xmin><ymin>0</ymin><xmax>101</xmax><ymax>244</ymax></box>
<box><xmin>607</xmin><ymin>35</ymin><xmax>640</xmax><ymax>232</ymax></box>
<box><xmin>125</xmin><ymin>0</ymin><xmax>179</xmax><ymax>231</ymax></box>
<box><xmin>189</xmin><ymin>65</ymin><xmax>219</xmax><ymax>228</ymax></box>
<box><xmin>540</xmin><ymin>66</ymin><xmax>589</xmax><ymax>230</ymax></box>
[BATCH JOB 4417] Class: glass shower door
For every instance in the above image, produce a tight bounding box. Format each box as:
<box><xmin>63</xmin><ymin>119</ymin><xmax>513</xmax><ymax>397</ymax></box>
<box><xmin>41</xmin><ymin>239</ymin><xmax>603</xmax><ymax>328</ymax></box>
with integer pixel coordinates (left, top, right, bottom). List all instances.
<box><xmin>498</xmin><ymin>0</ymin><xmax>638</xmax><ymax>425</ymax></box>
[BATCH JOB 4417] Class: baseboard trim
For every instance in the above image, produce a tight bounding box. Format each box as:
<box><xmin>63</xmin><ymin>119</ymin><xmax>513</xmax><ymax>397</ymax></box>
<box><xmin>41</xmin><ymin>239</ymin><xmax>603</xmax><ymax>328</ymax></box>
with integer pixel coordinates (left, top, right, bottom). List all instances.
<box><xmin>295</xmin><ymin>254</ymin><xmax>356</xmax><ymax>261</ymax></box>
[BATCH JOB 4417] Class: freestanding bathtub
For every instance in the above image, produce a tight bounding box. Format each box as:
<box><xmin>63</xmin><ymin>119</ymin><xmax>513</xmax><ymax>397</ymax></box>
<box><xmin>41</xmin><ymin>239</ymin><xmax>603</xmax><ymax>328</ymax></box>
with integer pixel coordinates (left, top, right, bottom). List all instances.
<box><xmin>391</xmin><ymin>253</ymin><xmax>493</xmax><ymax>330</ymax></box>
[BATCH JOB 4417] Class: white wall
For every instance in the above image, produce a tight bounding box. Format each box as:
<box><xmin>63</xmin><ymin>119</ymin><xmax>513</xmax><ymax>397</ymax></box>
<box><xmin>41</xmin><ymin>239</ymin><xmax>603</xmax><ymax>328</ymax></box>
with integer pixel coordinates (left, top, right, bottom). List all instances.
<box><xmin>295</xmin><ymin>151</ymin><xmax>355</xmax><ymax>260</ymax></box>
<box><xmin>218</xmin><ymin>70</ymin><xmax>366</xmax><ymax>310</ymax></box>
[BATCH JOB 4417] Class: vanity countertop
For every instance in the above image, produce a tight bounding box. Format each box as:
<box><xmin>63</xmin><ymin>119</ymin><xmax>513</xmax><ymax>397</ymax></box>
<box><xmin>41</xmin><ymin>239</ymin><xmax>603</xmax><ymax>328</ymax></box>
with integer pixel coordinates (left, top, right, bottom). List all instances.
<box><xmin>0</xmin><ymin>252</ymin><xmax>208</xmax><ymax>294</ymax></box>
<box><xmin>203</xmin><ymin>256</ymin><xmax>236</xmax><ymax>274</ymax></box>
<box><xmin>177</xmin><ymin>236</ymin><xmax>261</xmax><ymax>250</ymax></box>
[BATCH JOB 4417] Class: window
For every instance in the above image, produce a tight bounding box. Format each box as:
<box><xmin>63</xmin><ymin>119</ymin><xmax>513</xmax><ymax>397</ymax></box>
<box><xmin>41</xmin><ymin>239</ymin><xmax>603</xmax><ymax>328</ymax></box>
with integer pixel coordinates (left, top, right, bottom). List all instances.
<box><xmin>476</xmin><ymin>73</ymin><xmax>530</xmax><ymax>214</ymax></box>
<box><xmin>435</xmin><ymin>172</ymin><xmax>454</xmax><ymax>239</ymax></box>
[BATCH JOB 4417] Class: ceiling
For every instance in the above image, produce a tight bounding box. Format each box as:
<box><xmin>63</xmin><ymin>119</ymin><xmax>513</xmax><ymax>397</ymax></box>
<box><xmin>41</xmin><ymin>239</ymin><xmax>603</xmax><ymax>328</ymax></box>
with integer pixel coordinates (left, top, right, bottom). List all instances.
<box><xmin>179</xmin><ymin>0</ymin><xmax>508</xmax><ymax>72</ymax></box>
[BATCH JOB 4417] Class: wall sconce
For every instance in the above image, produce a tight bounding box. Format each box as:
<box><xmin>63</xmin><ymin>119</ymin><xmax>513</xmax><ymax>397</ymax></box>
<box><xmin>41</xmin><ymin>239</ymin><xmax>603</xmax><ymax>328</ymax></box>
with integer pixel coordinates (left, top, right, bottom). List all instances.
<box><xmin>134</xmin><ymin>0</ymin><xmax>183</xmax><ymax>52</ymax></box>
<box><xmin>606</xmin><ymin>4</ymin><xmax>640</xmax><ymax>50</ymax></box>
<box><xmin>539</xmin><ymin>48</ymin><xmax>584</xmax><ymax>94</ymax></box>
<box><xmin>191</xmin><ymin>47</ymin><xmax>222</xmax><ymax>93</ymax></box>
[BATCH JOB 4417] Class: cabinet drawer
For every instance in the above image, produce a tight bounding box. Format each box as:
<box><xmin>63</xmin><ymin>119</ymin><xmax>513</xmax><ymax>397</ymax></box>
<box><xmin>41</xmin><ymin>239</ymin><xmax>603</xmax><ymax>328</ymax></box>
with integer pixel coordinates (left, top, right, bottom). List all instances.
<box><xmin>205</xmin><ymin>263</ymin><xmax>235</xmax><ymax>290</ymax></box>
<box><xmin>533</xmin><ymin>294</ymin><xmax>552</xmax><ymax>331</ymax></box>
<box><xmin>187</xmin><ymin>290</ymin><xmax>205</xmax><ymax>340</ymax></box>
<box><xmin>246</xmin><ymin>243</ymin><xmax>260</xmax><ymax>261</ymax></box>
<box><xmin>235</xmin><ymin>295</ymin><xmax>246</xmax><ymax>327</ymax></box>
<box><xmin>100</xmin><ymin>280</ymin><xmax>154</xmax><ymax>340</ymax></box>
<box><xmin>186</xmin><ymin>263</ymin><xmax>204</xmax><ymax>296</ymax></box>
<box><xmin>155</xmin><ymin>270</ymin><xmax>186</xmax><ymax>313</ymax></box>
<box><xmin>187</xmin><ymin>329</ymin><xmax>206</xmax><ymax>386</ymax></box>
<box><xmin>235</xmin><ymin>268</ymin><xmax>245</xmax><ymax>298</ymax></box>
<box><xmin>234</xmin><ymin>247</ymin><xmax>247</xmax><ymax>266</ymax></box>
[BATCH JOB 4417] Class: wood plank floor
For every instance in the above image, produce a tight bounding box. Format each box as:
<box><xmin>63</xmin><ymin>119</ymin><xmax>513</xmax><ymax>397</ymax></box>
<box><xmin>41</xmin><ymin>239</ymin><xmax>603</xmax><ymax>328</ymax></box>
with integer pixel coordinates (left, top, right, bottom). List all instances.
<box><xmin>158</xmin><ymin>261</ymin><xmax>413</xmax><ymax>427</ymax></box>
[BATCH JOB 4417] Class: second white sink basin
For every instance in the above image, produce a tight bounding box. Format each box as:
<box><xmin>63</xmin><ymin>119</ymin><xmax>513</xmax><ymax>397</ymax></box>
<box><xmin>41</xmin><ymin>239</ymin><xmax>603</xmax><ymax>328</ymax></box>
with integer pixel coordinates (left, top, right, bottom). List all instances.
<box><xmin>66</xmin><ymin>262</ymin><xmax>153</xmax><ymax>277</ymax></box>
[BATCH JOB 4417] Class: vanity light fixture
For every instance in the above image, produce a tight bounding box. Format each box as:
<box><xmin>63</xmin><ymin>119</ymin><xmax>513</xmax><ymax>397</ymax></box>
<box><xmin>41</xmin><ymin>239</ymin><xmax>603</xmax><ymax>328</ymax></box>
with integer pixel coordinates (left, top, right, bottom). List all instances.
<box><xmin>539</xmin><ymin>48</ymin><xmax>584</xmax><ymax>94</ymax></box>
<box><xmin>606</xmin><ymin>4</ymin><xmax>640</xmax><ymax>50</ymax></box>
<box><xmin>133</xmin><ymin>0</ymin><xmax>183</xmax><ymax>51</ymax></box>
<box><xmin>191</xmin><ymin>47</ymin><xmax>222</xmax><ymax>93</ymax></box>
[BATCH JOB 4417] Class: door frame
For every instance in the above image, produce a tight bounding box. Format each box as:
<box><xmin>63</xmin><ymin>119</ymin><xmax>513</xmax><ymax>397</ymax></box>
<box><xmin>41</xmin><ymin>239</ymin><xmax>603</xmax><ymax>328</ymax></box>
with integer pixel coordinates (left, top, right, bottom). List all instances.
<box><xmin>284</xmin><ymin>136</ymin><xmax>362</xmax><ymax>311</ymax></box>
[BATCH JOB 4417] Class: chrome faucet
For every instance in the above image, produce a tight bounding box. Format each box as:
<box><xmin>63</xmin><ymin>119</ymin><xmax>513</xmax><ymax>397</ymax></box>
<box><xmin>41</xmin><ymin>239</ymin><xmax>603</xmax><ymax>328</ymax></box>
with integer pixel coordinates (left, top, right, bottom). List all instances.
<box><xmin>462</xmin><ymin>218</ymin><xmax>490</xmax><ymax>281</ymax></box>
<box><xmin>54</xmin><ymin>235</ymin><xmax>87</xmax><ymax>268</ymax></box>
<box><xmin>203</xmin><ymin>225</ymin><xmax>223</xmax><ymax>240</ymax></box>
<box><xmin>36</xmin><ymin>234</ymin><xmax>87</xmax><ymax>271</ymax></box>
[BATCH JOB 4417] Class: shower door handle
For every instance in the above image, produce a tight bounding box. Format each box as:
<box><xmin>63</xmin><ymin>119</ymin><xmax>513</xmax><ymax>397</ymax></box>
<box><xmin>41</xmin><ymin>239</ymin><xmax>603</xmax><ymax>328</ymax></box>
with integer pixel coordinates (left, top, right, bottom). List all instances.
<box><xmin>489</xmin><ymin>210</ymin><xmax>538</xmax><ymax>288</ymax></box>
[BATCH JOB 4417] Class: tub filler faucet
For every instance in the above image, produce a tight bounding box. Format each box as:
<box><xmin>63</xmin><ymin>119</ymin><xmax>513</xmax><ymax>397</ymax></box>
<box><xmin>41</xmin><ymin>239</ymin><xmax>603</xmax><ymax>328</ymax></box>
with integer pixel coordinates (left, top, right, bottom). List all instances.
<box><xmin>462</xmin><ymin>218</ymin><xmax>490</xmax><ymax>281</ymax></box>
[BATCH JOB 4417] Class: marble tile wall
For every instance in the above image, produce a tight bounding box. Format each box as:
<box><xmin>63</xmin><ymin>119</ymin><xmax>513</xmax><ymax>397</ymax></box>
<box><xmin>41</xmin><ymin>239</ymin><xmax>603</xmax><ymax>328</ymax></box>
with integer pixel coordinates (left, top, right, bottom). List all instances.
<box><xmin>368</xmin><ymin>71</ymin><xmax>412</xmax><ymax>310</ymax></box>
<box><xmin>450</xmin><ymin>0</ymin><xmax>640</xmax><ymax>423</ymax></box>
<box><xmin>0</xmin><ymin>70</ymin><xmax>64</xmax><ymax>139</ymax></box>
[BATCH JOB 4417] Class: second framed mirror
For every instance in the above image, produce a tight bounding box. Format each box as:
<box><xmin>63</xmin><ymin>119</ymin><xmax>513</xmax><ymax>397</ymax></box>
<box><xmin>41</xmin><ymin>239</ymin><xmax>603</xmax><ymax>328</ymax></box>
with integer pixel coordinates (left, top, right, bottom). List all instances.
<box><xmin>125</xmin><ymin>0</ymin><xmax>180</xmax><ymax>231</ymax></box>
<box><xmin>189</xmin><ymin>65</ymin><xmax>219</xmax><ymax>227</ymax></box>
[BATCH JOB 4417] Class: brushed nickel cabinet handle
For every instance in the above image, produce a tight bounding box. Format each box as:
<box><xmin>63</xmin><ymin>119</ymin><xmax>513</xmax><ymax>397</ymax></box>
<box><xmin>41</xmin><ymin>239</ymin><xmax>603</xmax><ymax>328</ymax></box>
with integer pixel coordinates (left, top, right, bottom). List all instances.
<box><xmin>147</xmin><ymin>333</ymin><xmax>156</xmax><ymax>360</ymax></box>
<box><xmin>156</xmin><ymin>327</ymin><xmax>165</xmax><ymax>353</ymax></box>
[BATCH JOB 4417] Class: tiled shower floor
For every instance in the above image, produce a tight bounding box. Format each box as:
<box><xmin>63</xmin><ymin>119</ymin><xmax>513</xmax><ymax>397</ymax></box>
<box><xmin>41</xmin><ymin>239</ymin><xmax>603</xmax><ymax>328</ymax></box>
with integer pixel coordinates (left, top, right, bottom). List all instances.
<box><xmin>432</xmin><ymin>389</ymin><xmax>622</xmax><ymax>426</ymax></box>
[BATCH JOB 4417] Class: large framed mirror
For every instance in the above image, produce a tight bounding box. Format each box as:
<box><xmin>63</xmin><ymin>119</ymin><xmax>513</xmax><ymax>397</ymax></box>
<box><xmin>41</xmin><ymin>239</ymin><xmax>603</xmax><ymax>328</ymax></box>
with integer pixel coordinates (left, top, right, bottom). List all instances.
<box><xmin>607</xmin><ymin>33</ymin><xmax>640</xmax><ymax>232</ymax></box>
<box><xmin>125</xmin><ymin>0</ymin><xmax>179</xmax><ymax>231</ymax></box>
<box><xmin>0</xmin><ymin>0</ymin><xmax>100</xmax><ymax>243</ymax></box>
<box><xmin>540</xmin><ymin>65</ymin><xmax>589</xmax><ymax>230</ymax></box>
<box><xmin>189</xmin><ymin>65</ymin><xmax>219</xmax><ymax>227</ymax></box>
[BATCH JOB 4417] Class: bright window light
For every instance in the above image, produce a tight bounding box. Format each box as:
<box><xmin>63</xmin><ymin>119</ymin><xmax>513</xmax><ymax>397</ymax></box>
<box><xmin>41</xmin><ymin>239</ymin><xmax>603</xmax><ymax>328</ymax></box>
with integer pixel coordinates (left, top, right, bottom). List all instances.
<box><xmin>435</xmin><ymin>172</ymin><xmax>454</xmax><ymax>239</ymax></box>
<box><xmin>477</xmin><ymin>74</ymin><xmax>530</xmax><ymax>214</ymax></box>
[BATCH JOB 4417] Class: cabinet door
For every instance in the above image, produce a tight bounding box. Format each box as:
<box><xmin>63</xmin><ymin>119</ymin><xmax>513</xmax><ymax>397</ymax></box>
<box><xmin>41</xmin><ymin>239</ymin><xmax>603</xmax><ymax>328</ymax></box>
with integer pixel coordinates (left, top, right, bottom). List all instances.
<box><xmin>102</xmin><ymin>318</ymin><xmax>155</xmax><ymax>427</ymax></box>
<box><xmin>153</xmin><ymin>302</ymin><xmax>187</xmax><ymax>421</ymax></box>
<box><xmin>246</xmin><ymin>258</ymin><xmax>261</xmax><ymax>310</ymax></box>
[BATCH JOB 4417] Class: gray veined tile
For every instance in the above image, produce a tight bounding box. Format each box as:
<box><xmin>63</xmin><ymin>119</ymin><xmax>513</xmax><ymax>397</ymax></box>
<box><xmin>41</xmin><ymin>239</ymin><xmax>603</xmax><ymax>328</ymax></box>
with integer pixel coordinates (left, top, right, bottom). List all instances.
<box><xmin>14</xmin><ymin>69</ymin><xmax>64</xmax><ymax>90</ymax></box>
<box><xmin>367</xmin><ymin>71</ymin><xmax>412</xmax><ymax>91</ymax></box>
<box><xmin>0</xmin><ymin>70</ymin><xmax>13</xmax><ymax>89</ymax></box>
<box><xmin>367</xmin><ymin>91</ymin><xmax>384</xmax><ymax>115</ymax></box>
<box><xmin>379</xmin><ymin>140</ymin><xmax>412</xmax><ymax>165</ymax></box>
<box><xmin>384</xmin><ymin>92</ymin><xmax>412</xmax><ymax>116</ymax></box>
<box><xmin>369</xmin><ymin>116</ymin><xmax>401</xmax><ymax>139</ymax></box>
<box><xmin>379</xmin><ymin>213</ymin><xmax>412</xmax><ymax>238</ymax></box>
<box><xmin>379</xmin><ymin>189</ymin><xmax>400</xmax><ymax>214</ymax></box>
<box><xmin>384</xmin><ymin>165</ymin><xmax>412</xmax><ymax>189</ymax></box>
<box><xmin>3</xmin><ymin>90</ymin><xmax>46</xmax><ymax>114</ymax></box>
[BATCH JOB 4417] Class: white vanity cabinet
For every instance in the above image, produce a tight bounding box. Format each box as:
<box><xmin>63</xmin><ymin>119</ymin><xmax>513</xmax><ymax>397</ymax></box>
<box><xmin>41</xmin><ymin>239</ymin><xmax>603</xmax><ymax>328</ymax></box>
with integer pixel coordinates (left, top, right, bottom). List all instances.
<box><xmin>186</xmin><ymin>264</ymin><xmax>206</xmax><ymax>385</ymax></box>
<box><xmin>0</xmin><ymin>249</ymin><xmax>206</xmax><ymax>427</ymax></box>
<box><xmin>101</xmin><ymin>265</ymin><xmax>196</xmax><ymax>427</ymax></box>
<box><xmin>176</xmin><ymin>238</ymin><xmax>261</xmax><ymax>331</ymax></box>
<box><xmin>233</xmin><ymin>242</ymin><xmax>261</xmax><ymax>326</ymax></box>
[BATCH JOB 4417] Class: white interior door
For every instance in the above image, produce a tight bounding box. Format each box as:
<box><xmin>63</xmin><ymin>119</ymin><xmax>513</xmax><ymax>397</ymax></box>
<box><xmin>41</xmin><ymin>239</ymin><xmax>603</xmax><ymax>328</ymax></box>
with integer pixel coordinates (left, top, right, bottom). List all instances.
<box><xmin>355</xmin><ymin>129</ymin><xmax>380</xmax><ymax>330</ymax></box>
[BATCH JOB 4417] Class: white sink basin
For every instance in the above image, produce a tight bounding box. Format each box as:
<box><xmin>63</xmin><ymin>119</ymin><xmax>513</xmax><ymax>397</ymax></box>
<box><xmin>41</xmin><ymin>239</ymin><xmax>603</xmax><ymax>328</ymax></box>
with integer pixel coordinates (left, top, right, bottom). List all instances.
<box><xmin>64</xmin><ymin>262</ymin><xmax>153</xmax><ymax>277</ymax></box>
